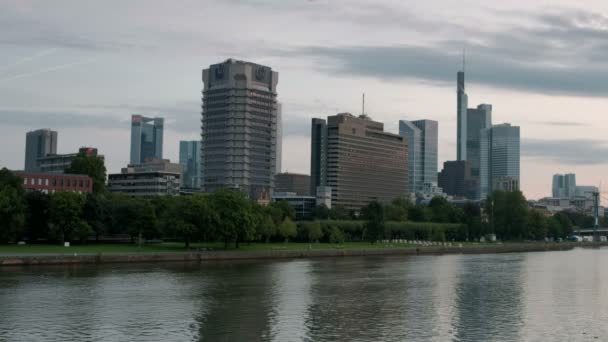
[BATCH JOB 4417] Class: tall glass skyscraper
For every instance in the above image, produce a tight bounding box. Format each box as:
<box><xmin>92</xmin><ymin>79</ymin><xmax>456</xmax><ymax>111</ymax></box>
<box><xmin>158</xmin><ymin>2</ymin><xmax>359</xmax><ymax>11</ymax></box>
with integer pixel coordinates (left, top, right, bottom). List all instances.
<box><xmin>457</xmin><ymin>70</ymin><xmax>468</xmax><ymax>161</ymax></box>
<box><xmin>130</xmin><ymin>115</ymin><xmax>164</xmax><ymax>164</ymax></box>
<box><xmin>24</xmin><ymin>129</ymin><xmax>58</xmax><ymax>172</ymax></box>
<box><xmin>399</xmin><ymin>119</ymin><xmax>438</xmax><ymax>194</ymax></box>
<box><xmin>179</xmin><ymin>140</ymin><xmax>202</xmax><ymax>189</ymax></box>
<box><xmin>201</xmin><ymin>59</ymin><xmax>279</xmax><ymax>199</ymax></box>
<box><xmin>465</xmin><ymin>104</ymin><xmax>492</xmax><ymax>199</ymax></box>
<box><xmin>480</xmin><ymin>123</ymin><xmax>520</xmax><ymax>199</ymax></box>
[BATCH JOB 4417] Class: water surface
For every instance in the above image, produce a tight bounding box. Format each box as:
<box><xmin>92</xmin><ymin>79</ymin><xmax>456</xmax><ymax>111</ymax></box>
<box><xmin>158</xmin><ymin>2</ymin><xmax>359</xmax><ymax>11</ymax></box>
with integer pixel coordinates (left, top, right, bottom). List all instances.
<box><xmin>1</xmin><ymin>247</ymin><xmax>607</xmax><ymax>341</ymax></box>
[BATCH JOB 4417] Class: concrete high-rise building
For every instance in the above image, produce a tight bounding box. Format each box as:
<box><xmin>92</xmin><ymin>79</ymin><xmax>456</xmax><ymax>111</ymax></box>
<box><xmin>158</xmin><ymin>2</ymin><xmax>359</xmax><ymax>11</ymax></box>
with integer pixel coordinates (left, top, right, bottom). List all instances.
<box><xmin>179</xmin><ymin>141</ymin><xmax>202</xmax><ymax>189</ymax></box>
<box><xmin>457</xmin><ymin>71</ymin><xmax>468</xmax><ymax>161</ymax></box>
<box><xmin>465</xmin><ymin>104</ymin><xmax>492</xmax><ymax>199</ymax></box>
<box><xmin>201</xmin><ymin>59</ymin><xmax>279</xmax><ymax>199</ymax></box>
<box><xmin>399</xmin><ymin>119</ymin><xmax>438</xmax><ymax>194</ymax></box>
<box><xmin>480</xmin><ymin>123</ymin><xmax>520</xmax><ymax>199</ymax></box>
<box><xmin>130</xmin><ymin>115</ymin><xmax>164</xmax><ymax>164</ymax></box>
<box><xmin>276</xmin><ymin>103</ymin><xmax>283</xmax><ymax>174</ymax></box>
<box><xmin>310</xmin><ymin>113</ymin><xmax>408</xmax><ymax>209</ymax></box>
<box><xmin>552</xmin><ymin>173</ymin><xmax>576</xmax><ymax>198</ymax></box>
<box><xmin>108</xmin><ymin>158</ymin><xmax>181</xmax><ymax>196</ymax></box>
<box><xmin>24</xmin><ymin>129</ymin><xmax>58</xmax><ymax>172</ymax></box>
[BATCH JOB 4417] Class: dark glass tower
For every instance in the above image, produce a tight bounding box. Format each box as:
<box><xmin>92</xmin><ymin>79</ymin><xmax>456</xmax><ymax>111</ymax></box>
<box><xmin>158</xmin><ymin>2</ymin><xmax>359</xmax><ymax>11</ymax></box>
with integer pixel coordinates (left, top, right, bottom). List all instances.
<box><xmin>457</xmin><ymin>71</ymin><xmax>468</xmax><ymax>161</ymax></box>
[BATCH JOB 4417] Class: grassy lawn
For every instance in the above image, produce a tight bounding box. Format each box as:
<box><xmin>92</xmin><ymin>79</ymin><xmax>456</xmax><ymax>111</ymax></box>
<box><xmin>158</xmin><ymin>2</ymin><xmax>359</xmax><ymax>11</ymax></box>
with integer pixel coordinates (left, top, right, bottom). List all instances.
<box><xmin>0</xmin><ymin>241</ymin><xmax>425</xmax><ymax>255</ymax></box>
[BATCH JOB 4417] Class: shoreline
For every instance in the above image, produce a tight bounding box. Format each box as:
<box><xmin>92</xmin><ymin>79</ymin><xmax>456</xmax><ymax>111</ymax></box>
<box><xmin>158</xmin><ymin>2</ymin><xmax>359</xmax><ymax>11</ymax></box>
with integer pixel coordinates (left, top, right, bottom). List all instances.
<box><xmin>1</xmin><ymin>242</ymin><xmax>605</xmax><ymax>266</ymax></box>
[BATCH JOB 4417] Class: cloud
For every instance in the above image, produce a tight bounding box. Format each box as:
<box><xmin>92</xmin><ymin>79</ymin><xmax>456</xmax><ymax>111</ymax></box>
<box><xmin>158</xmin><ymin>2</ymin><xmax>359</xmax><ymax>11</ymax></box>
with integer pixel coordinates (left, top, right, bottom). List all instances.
<box><xmin>522</xmin><ymin>138</ymin><xmax>608</xmax><ymax>165</ymax></box>
<box><xmin>278</xmin><ymin>7</ymin><xmax>608</xmax><ymax>97</ymax></box>
<box><xmin>0</xmin><ymin>59</ymin><xmax>97</xmax><ymax>83</ymax></box>
<box><xmin>524</xmin><ymin>121</ymin><xmax>589</xmax><ymax>127</ymax></box>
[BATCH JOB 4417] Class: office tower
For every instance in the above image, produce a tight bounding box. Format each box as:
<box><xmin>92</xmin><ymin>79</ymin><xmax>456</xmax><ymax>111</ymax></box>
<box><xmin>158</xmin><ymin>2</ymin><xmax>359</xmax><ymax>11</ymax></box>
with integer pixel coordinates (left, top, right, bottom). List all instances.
<box><xmin>552</xmin><ymin>173</ymin><xmax>576</xmax><ymax>198</ymax></box>
<box><xmin>310</xmin><ymin>118</ymin><xmax>328</xmax><ymax>196</ymax></box>
<box><xmin>465</xmin><ymin>104</ymin><xmax>492</xmax><ymax>199</ymax></box>
<box><xmin>275</xmin><ymin>172</ymin><xmax>311</xmax><ymax>196</ymax></box>
<box><xmin>276</xmin><ymin>103</ymin><xmax>283</xmax><ymax>174</ymax></box>
<box><xmin>130</xmin><ymin>115</ymin><xmax>164</xmax><ymax>164</ymax></box>
<box><xmin>310</xmin><ymin>113</ymin><xmax>408</xmax><ymax>209</ymax></box>
<box><xmin>399</xmin><ymin>119</ymin><xmax>438</xmax><ymax>194</ymax></box>
<box><xmin>457</xmin><ymin>70</ymin><xmax>468</xmax><ymax>160</ymax></box>
<box><xmin>179</xmin><ymin>141</ymin><xmax>202</xmax><ymax>189</ymax></box>
<box><xmin>201</xmin><ymin>59</ymin><xmax>279</xmax><ymax>199</ymax></box>
<box><xmin>479</xmin><ymin>123</ymin><xmax>520</xmax><ymax>199</ymax></box>
<box><xmin>24</xmin><ymin>129</ymin><xmax>58</xmax><ymax>172</ymax></box>
<box><xmin>438</xmin><ymin>160</ymin><xmax>474</xmax><ymax>199</ymax></box>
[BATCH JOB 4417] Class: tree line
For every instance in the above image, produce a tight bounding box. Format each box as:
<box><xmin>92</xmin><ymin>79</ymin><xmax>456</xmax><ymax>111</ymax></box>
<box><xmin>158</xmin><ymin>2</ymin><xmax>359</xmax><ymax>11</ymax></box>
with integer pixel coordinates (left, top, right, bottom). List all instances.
<box><xmin>0</xmin><ymin>162</ymin><xmax>598</xmax><ymax>247</ymax></box>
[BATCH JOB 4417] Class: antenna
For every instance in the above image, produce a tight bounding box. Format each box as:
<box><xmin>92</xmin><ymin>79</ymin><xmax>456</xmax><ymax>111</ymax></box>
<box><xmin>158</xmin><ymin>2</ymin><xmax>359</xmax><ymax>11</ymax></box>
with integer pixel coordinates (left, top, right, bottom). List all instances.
<box><xmin>362</xmin><ymin>92</ymin><xmax>365</xmax><ymax>115</ymax></box>
<box><xmin>462</xmin><ymin>47</ymin><xmax>466</xmax><ymax>73</ymax></box>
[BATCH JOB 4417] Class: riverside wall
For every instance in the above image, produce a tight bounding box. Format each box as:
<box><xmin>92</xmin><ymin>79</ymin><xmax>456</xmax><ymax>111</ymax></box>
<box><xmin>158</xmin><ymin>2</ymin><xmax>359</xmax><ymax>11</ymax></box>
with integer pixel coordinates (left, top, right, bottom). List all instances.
<box><xmin>0</xmin><ymin>242</ymin><xmax>600</xmax><ymax>266</ymax></box>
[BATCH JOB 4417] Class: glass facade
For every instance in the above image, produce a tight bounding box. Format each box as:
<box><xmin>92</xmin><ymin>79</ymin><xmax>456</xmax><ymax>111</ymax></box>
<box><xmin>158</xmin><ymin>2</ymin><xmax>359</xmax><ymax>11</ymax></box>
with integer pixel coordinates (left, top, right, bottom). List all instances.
<box><xmin>179</xmin><ymin>140</ymin><xmax>202</xmax><ymax>189</ymax></box>
<box><xmin>130</xmin><ymin>115</ymin><xmax>164</xmax><ymax>164</ymax></box>
<box><xmin>480</xmin><ymin>123</ymin><xmax>520</xmax><ymax>199</ymax></box>
<box><xmin>399</xmin><ymin>119</ymin><xmax>438</xmax><ymax>194</ymax></box>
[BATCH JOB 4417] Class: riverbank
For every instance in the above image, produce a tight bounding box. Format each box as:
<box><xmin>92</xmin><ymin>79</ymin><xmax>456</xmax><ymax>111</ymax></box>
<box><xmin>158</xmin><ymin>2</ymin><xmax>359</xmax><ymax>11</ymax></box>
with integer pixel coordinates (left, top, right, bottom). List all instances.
<box><xmin>1</xmin><ymin>242</ymin><xmax>604</xmax><ymax>266</ymax></box>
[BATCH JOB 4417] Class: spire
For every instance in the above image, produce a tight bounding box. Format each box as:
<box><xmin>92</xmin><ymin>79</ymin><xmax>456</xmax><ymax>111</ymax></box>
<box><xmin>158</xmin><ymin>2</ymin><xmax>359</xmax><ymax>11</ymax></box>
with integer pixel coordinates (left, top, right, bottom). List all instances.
<box><xmin>462</xmin><ymin>47</ymin><xmax>466</xmax><ymax>73</ymax></box>
<box><xmin>362</xmin><ymin>92</ymin><xmax>365</xmax><ymax>116</ymax></box>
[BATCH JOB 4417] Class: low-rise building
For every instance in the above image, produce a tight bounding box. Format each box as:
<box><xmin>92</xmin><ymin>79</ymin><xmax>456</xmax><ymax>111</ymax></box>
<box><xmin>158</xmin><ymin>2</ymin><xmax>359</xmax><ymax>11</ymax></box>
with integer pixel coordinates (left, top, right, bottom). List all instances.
<box><xmin>272</xmin><ymin>192</ymin><xmax>317</xmax><ymax>220</ymax></box>
<box><xmin>16</xmin><ymin>172</ymin><xmax>93</xmax><ymax>194</ymax></box>
<box><xmin>37</xmin><ymin>147</ymin><xmax>103</xmax><ymax>173</ymax></box>
<box><xmin>108</xmin><ymin>158</ymin><xmax>181</xmax><ymax>196</ymax></box>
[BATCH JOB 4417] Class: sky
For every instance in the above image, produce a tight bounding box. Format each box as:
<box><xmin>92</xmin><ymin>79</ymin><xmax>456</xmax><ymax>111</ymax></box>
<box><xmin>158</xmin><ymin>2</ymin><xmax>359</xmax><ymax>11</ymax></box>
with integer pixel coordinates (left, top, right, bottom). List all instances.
<box><xmin>1</xmin><ymin>0</ymin><xmax>608</xmax><ymax>200</ymax></box>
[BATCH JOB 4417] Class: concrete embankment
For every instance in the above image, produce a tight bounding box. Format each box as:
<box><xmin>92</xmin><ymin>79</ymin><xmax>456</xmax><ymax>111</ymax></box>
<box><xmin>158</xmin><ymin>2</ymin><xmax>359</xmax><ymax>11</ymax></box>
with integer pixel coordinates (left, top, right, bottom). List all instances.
<box><xmin>1</xmin><ymin>242</ymin><xmax>602</xmax><ymax>266</ymax></box>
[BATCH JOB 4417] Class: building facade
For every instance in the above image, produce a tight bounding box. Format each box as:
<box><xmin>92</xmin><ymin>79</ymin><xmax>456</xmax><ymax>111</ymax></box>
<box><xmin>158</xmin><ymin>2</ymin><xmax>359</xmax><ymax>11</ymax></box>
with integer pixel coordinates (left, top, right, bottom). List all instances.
<box><xmin>37</xmin><ymin>147</ymin><xmax>101</xmax><ymax>173</ymax></box>
<box><xmin>310</xmin><ymin>113</ymin><xmax>408</xmax><ymax>209</ymax></box>
<box><xmin>108</xmin><ymin>159</ymin><xmax>181</xmax><ymax>196</ymax></box>
<box><xmin>465</xmin><ymin>104</ymin><xmax>492</xmax><ymax>199</ymax></box>
<box><xmin>480</xmin><ymin>123</ymin><xmax>520</xmax><ymax>199</ymax></box>
<box><xmin>438</xmin><ymin>160</ymin><xmax>474</xmax><ymax>199</ymax></box>
<box><xmin>130</xmin><ymin>115</ymin><xmax>164</xmax><ymax>165</ymax></box>
<box><xmin>274</xmin><ymin>172</ymin><xmax>310</xmax><ymax>196</ymax></box>
<box><xmin>399</xmin><ymin>119</ymin><xmax>438</xmax><ymax>194</ymax></box>
<box><xmin>272</xmin><ymin>193</ymin><xmax>316</xmax><ymax>220</ymax></box>
<box><xmin>201</xmin><ymin>59</ymin><xmax>279</xmax><ymax>199</ymax></box>
<box><xmin>179</xmin><ymin>141</ymin><xmax>202</xmax><ymax>189</ymax></box>
<box><xmin>457</xmin><ymin>70</ymin><xmax>468</xmax><ymax>161</ymax></box>
<box><xmin>552</xmin><ymin>173</ymin><xmax>576</xmax><ymax>198</ymax></box>
<box><xmin>276</xmin><ymin>102</ymin><xmax>283</xmax><ymax>174</ymax></box>
<box><xmin>16</xmin><ymin>172</ymin><xmax>93</xmax><ymax>194</ymax></box>
<box><xmin>24</xmin><ymin>129</ymin><xmax>58</xmax><ymax>172</ymax></box>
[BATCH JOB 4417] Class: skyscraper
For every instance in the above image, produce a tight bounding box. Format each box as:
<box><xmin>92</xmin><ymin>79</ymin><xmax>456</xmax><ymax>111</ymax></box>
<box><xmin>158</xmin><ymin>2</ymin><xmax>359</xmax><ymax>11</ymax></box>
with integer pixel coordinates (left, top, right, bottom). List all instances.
<box><xmin>179</xmin><ymin>140</ymin><xmax>202</xmax><ymax>189</ymax></box>
<box><xmin>276</xmin><ymin>102</ymin><xmax>283</xmax><ymax>174</ymax></box>
<box><xmin>465</xmin><ymin>104</ymin><xmax>492</xmax><ymax>198</ymax></box>
<box><xmin>399</xmin><ymin>119</ymin><xmax>438</xmax><ymax>194</ymax></box>
<box><xmin>24</xmin><ymin>129</ymin><xmax>58</xmax><ymax>172</ymax></box>
<box><xmin>457</xmin><ymin>70</ymin><xmax>468</xmax><ymax>160</ymax></box>
<box><xmin>479</xmin><ymin>123</ymin><xmax>520</xmax><ymax>199</ymax></box>
<box><xmin>552</xmin><ymin>173</ymin><xmax>576</xmax><ymax>198</ymax></box>
<box><xmin>130</xmin><ymin>115</ymin><xmax>164</xmax><ymax>164</ymax></box>
<box><xmin>201</xmin><ymin>59</ymin><xmax>279</xmax><ymax>199</ymax></box>
<box><xmin>310</xmin><ymin>113</ymin><xmax>408</xmax><ymax>209</ymax></box>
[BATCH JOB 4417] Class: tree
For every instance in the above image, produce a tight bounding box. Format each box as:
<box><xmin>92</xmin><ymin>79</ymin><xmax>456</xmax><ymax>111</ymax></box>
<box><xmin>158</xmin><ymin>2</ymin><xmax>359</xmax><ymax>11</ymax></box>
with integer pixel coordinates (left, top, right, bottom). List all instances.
<box><xmin>127</xmin><ymin>200</ymin><xmax>158</xmax><ymax>243</ymax></box>
<box><xmin>329</xmin><ymin>226</ymin><xmax>345</xmax><ymax>244</ymax></box>
<box><xmin>385</xmin><ymin>197</ymin><xmax>410</xmax><ymax>221</ymax></box>
<box><xmin>209</xmin><ymin>189</ymin><xmax>255</xmax><ymax>249</ymax></box>
<box><xmin>72</xmin><ymin>220</ymin><xmax>93</xmax><ymax>242</ymax></box>
<box><xmin>24</xmin><ymin>191</ymin><xmax>50</xmax><ymax>242</ymax></box>
<box><xmin>527</xmin><ymin>210</ymin><xmax>548</xmax><ymax>240</ymax></box>
<box><xmin>170</xmin><ymin>195</ymin><xmax>216</xmax><ymax>248</ymax></box>
<box><xmin>278</xmin><ymin>217</ymin><xmax>297</xmax><ymax>242</ymax></box>
<box><xmin>0</xmin><ymin>186</ymin><xmax>26</xmax><ymax>242</ymax></box>
<box><xmin>255</xmin><ymin>207</ymin><xmax>276</xmax><ymax>243</ymax></box>
<box><xmin>408</xmin><ymin>204</ymin><xmax>429</xmax><ymax>222</ymax></box>
<box><xmin>547</xmin><ymin>217</ymin><xmax>563</xmax><ymax>239</ymax></box>
<box><xmin>328</xmin><ymin>205</ymin><xmax>351</xmax><ymax>220</ymax></box>
<box><xmin>313</xmin><ymin>204</ymin><xmax>330</xmax><ymax>220</ymax></box>
<box><xmin>487</xmin><ymin>190</ymin><xmax>528</xmax><ymax>240</ymax></box>
<box><xmin>362</xmin><ymin>201</ymin><xmax>385</xmax><ymax>244</ymax></box>
<box><xmin>554</xmin><ymin>212</ymin><xmax>574</xmax><ymax>237</ymax></box>
<box><xmin>65</xmin><ymin>152</ymin><xmax>107</xmax><ymax>193</ymax></box>
<box><xmin>49</xmin><ymin>192</ymin><xmax>86</xmax><ymax>243</ymax></box>
<box><xmin>83</xmin><ymin>193</ymin><xmax>109</xmax><ymax>241</ymax></box>
<box><xmin>303</xmin><ymin>221</ymin><xmax>323</xmax><ymax>242</ymax></box>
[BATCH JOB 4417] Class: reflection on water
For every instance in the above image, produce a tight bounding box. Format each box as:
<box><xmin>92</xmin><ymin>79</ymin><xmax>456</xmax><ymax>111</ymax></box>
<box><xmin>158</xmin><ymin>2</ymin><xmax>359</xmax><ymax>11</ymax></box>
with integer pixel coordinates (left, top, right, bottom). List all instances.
<box><xmin>2</xmin><ymin>248</ymin><xmax>608</xmax><ymax>341</ymax></box>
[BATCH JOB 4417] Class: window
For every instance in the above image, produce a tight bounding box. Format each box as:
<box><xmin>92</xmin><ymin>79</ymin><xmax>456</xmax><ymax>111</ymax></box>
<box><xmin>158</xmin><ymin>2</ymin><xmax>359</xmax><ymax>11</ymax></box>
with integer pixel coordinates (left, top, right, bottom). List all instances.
<box><xmin>79</xmin><ymin>180</ymin><xmax>83</xmax><ymax>187</ymax></box>
<box><xmin>38</xmin><ymin>178</ymin><xmax>42</xmax><ymax>185</ymax></box>
<box><xmin>23</xmin><ymin>178</ymin><xmax>27</xmax><ymax>185</ymax></box>
<box><xmin>45</xmin><ymin>179</ymin><xmax>49</xmax><ymax>186</ymax></box>
<box><xmin>60</xmin><ymin>178</ymin><xmax>64</xmax><ymax>186</ymax></box>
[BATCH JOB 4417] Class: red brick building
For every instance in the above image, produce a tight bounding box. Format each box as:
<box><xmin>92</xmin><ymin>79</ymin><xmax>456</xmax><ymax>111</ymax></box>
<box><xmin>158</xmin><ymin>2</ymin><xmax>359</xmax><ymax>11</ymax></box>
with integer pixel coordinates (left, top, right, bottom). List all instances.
<box><xmin>16</xmin><ymin>172</ymin><xmax>93</xmax><ymax>194</ymax></box>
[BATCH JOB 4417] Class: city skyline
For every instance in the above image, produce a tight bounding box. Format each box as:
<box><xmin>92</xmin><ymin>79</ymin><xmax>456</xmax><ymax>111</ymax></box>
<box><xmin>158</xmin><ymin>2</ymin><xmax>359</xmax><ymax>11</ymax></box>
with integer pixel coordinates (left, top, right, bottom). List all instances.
<box><xmin>2</xmin><ymin>0</ymin><xmax>608</xmax><ymax>199</ymax></box>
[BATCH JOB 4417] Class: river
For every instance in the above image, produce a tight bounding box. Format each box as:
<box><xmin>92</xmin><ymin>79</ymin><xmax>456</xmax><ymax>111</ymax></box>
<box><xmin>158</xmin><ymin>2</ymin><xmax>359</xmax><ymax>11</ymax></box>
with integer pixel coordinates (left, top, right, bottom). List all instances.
<box><xmin>1</xmin><ymin>247</ymin><xmax>607</xmax><ymax>341</ymax></box>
